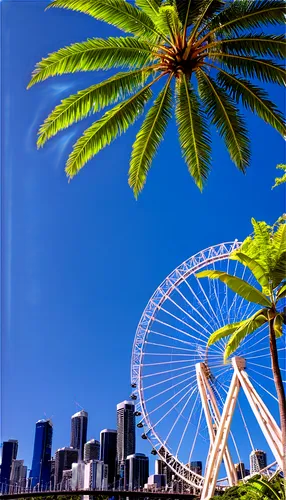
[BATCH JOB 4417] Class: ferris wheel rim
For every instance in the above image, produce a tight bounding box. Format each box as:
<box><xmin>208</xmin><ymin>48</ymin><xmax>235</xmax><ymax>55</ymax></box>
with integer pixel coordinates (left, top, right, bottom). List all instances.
<box><xmin>131</xmin><ymin>241</ymin><xmax>245</xmax><ymax>488</ymax></box>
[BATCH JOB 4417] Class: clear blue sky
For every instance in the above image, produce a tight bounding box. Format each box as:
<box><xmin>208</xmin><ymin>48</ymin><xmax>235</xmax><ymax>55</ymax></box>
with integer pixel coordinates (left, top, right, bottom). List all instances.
<box><xmin>1</xmin><ymin>0</ymin><xmax>285</xmax><ymax>474</ymax></box>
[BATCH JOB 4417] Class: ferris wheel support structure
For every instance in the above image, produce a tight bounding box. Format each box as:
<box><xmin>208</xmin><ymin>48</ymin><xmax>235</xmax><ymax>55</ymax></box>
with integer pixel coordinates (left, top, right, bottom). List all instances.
<box><xmin>200</xmin><ymin>357</ymin><xmax>283</xmax><ymax>500</ymax></box>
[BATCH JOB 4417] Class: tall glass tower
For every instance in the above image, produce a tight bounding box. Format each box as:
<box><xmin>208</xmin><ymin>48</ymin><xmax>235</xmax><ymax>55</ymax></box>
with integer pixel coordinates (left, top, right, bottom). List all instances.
<box><xmin>116</xmin><ymin>401</ymin><xmax>135</xmax><ymax>464</ymax></box>
<box><xmin>0</xmin><ymin>440</ymin><xmax>18</xmax><ymax>489</ymax></box>
<box><xmin>30</xmin><ymin>419</ymin><xmax>53</xmax><ymax>489</ymax></box>
<box><xmin>100</xmin><ymin>429</ymin><xmax>117</xmax><ymax>487</ymax></box>
<box><xmin>126</xmin><ymin>454</ymin><xmax>149</xmax><ymax>490</ymax></box>
<box><xmin>70</xmin><ymin>410</ymin><xmax>88</xmax><ymax>461</ymax></box>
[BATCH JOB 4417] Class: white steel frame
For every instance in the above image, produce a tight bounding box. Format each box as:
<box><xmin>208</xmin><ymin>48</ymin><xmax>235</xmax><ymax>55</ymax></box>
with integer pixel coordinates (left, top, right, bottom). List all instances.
<box><xmin>131</xmin><ymin>242</ymin><xmax>283</xmax><ymax>494</ymax></box>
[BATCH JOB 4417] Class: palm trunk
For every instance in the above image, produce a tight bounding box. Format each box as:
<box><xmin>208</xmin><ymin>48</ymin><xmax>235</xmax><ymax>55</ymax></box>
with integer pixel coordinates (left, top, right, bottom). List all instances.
<box><xmin>269</xmin><ymin>318</ymin><xmax>286</xmax><ymax>477</ymax></box>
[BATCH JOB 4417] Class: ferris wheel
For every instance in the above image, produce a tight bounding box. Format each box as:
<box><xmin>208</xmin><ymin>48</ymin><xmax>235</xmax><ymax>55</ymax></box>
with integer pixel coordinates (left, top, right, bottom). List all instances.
<box><xmin>130</xmin><ymin>242</ymin><xmax>285</xmax><ymax>496</ymax></box>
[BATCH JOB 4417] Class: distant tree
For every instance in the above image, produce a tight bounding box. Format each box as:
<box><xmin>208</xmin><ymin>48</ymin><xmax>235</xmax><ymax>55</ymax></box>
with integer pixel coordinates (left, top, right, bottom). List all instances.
<box><xmin>272</xmin><ymin>163</ymin><xmax>286</xmax><ymax>189</ymax></box>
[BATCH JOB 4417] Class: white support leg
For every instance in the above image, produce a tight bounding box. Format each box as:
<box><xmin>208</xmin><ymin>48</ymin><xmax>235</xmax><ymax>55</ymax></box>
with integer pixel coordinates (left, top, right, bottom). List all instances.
<box><xmin>196</xmin><ymin>363</ymin><xmax>237</xmax><ymax>493</ymax></box>
<box><xmin>200</xmin><ymin>359</ymin><xmax>242</xmax><ymax>500</ymax></box>
<box><xmin>232</xmin><ymin>357</ymin><xmax>283</xmax><ymax>469</ymax></box>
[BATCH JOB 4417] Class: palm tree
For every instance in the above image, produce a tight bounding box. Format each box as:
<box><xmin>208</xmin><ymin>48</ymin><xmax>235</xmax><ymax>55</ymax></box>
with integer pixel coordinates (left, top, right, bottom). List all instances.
<box><xmin>28</xmin><ymin>0</ymin><xmax>286</xmax><ymax>197</ymax></box>
<box><xmin>196</xmin><ymin>216</ymin><xmax>286</xmax><ymax>476</ymax></box>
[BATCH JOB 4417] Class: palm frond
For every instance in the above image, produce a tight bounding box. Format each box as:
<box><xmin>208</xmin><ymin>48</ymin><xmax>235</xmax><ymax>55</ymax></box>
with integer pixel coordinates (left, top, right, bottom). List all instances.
<box><xmin>207</xmin><ymin>34</ymin><xmax>286</xmax><ymax>59</ymax></box>
<box><xmin>154</xmin><ymin>4</ymin><xmax>182</xmax><ymax>42</ymax></box>
<box><xmin>208</xmin><ymin>0</ymin><xmax>285</xmax><ymax>37</ymax></box>
<box><xmin>176</xmin><ymin>0</ymin><xmax>225</xmax><ymax>29</ymax></box>
<box><xmin>28</xmin><ymin>37</ymin><xmax>155</xmax><ymax>88</ymax></box>
<box><xmin>251</xmin><ymin>218</ymin><xmax>272</xmax><ymax>273</ymax></box>
<box><xmin>136</xmin><ymin>0</ymin><xmax>161</xmax><ymax>21</ymax></box>
<box><xmin>224</xmin><ymin>309</ymin><xmax>268</xmax><ymax>361</ymax></box>
<box><xmin>47</xmin><ymin>0</ymin><xmax>161</xmax><ymax>40</ymax></box>
<box><xmin>176</xmin><ymin>74</ymin><xmax>211</xmax><ymax>190</ymax></box>
<box><xmin>37</xmin><ymin>68</ymin><xmax>154</xmax><ymax>147</ymax></box>
<box><xmin>129</xmin><ymin>74</ymin><xmax>173</xmax><ymax>197</ymax></box>
<box><xmin>197</xmin><ymin>69</ymin><xmax>250</xmax><ymax>172</ymax></box>
<box><xmin>216</xmin><ymin>69</ymin><xmax>286</xmax><ymax>137</ymax></box>
<box><xmin>66</xmin><ymin>86</ymin><xmax>153</xmax><ymax>179</ymax></box>
<box><xmin>209</xmin><ymin>53</ymin><xmax>286</xmax><ymax>86</ymax></box>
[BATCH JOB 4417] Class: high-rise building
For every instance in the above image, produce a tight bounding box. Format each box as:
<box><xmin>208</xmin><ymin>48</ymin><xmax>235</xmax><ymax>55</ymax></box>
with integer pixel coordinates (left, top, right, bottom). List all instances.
<box><xmin>71</xmin><ymin>411</ymin><xmax>88</xmax><ymax>461</ymax></box>
<box><xmin>116</xmin><ymin>401</ymin><xmax>135</xmax><ymax>465</ymax></box>
<box><xmin>84</xmin><ymin>440</ymin><xmax>100</xmax><ymax>462</ymax></box>
<box><xmin>126</xmin><ymin>454</ymin><xmax>149</xmax><ymax>490</ymax></box>
<box><xmin>9</xmin><ymin>460</ymin><xmax>27</xmax><ymax>490</ymax></box>
<box><xmin>250</xmin><ymin>450</ymin><xmax>267</xmax><ymax>474</ymax></box>
<box><xmin>71</xmin><ymin>462</ymin><xmax>85</xmax><ymax>491</ymax></box>
<box><xmin>100</xmin><ymin>429</ymin><xmax>117</xmax><ymax>488</ymax></box>
<box><xmin>234</xmin><ymin>462</ymin><xmax>250</xmax><ymax>480</ymax></box>
<box><xmin>55</xmin><ymin>447</ymin><xmax>78</xmax><ymax>487</ymax></box>
<box><xmin>189</xmin><ymin>461</ymin><xmax>203</xmax><ymax>476</ymax></box>
<box><xmin>84</xmin><ymin>460</ymin><xmax>108</xmax><ymax>490</ymax></box>
<box><xmin>61</xmin><ymin>469</ymin><xmax>72</xmax><ymax>491</ymax></box>
<box><xmin>29</xmin><ymin>419</ymin><xmax>53</xmax><ymax>489</ymax></box>
<box><xmin>49</xmin><ymin>458</ymin><xmax>55</xmax><ymax>490</ymax></box>
<box><xmin>0</xmin><ymin>440</ymin><xmax>18</xmax><ymax>489</ymax></box>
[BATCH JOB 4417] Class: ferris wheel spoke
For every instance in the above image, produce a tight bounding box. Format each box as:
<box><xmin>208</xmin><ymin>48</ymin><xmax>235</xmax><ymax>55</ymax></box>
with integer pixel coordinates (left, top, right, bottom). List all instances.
<box><xmin>248</xmin><ymin>367</ymin><xmax>285</xmax><ymax>384</ymax></box>
<box><xmin>247</xmin><ymin>361</ymin><xmax>286</xmax><ymax>372</ymax></box>
<box><xmin>159</xmin><ymin>301</ymin><xmax>211</xmax><ymax>339</ymax></box>
<box><xmin>210</xmin><ymin>262</ymin><xmax>227</xmax><ymax>328</ymax></box>
<box><xmin>152</xmin><ymin>317</ymin><xmax>210</xmax><ymax>343</ymax></box>
<box><xmin>239</xmin><ymin>327</ymin><xmax>268</xmax><ymax>353</ymax></box>
<box><xmin>164</xmin><ymin>386</ymin><xmax>198</xmax><ymax>444</ymax></box>
<box><xmin>142</xmin><ymin>364</ymin><xmax>196</xmax><ymax>379</ymax></box>
<box><xmin>145</xmin><ymin>370</ymin><xmax>195</xmax><ymax>392</ymax></box>
<box><xmin>176</xmin><ymin>391</ymin><xmax>200</xmax><ymax>457</ymax></box>
<box><xmin>194</xmin><ymin>276</ymin><xmax>221</xmax><ymax>329</ymax></box>
<box><xmin>248</xmin><ymin>374</ymin><xmax>279</xmax><ymax>402</ymax></box>
<box><xmin>144</xmin><ymin>359</ymin><xmax>200</xmax><ymax>366</ymax></box>
<box><xmin>179</xmin><ymin>272</ymin><xmax>218</xmax><ymax>328</ymax></box>
<box><xmin>146</xmin><ymin>340</ymin><xmax>194</xmax><ymax>352</ymax></box>
<box><xmin>145</xmin><ymin>373</ymin><xmax>197</xmax><ymax>403</ymax></box>
<box><xmin>150</xmin><ymin>381</ymin><xmax>196</xmax><ymax>422</ymax></box>
<box><xmin>188</xmin><ymin>405</ymin><xmax>204</xmax><ymax>464</ymax></box>
<box><xmin>167</xmin><ymin>287</ymin><xmax>213</xmax><ymax>336</ymax></box>
<box><xmin>148</xmin><ymin>330</ymin><xmax>196</xmax><ymax>347</ymax></box>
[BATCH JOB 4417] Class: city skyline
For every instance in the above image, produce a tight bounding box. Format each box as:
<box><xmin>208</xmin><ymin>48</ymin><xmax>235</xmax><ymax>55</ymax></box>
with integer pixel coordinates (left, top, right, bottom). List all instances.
<box><xmin>2</xmin><ymin>0</ymin><xmax>285</xmax><ymax>479</ymax></box>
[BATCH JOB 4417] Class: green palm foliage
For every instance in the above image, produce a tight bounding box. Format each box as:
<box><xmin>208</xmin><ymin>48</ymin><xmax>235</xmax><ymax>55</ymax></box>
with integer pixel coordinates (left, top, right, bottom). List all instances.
<box><xmin>28</xmin><ymin>0</ymin><xmax>286</xmax><ymax>196</ymax></box>
<box><xmin>197</xmin><ymin>216</ymin><xmax>286</xmax><ymax>475</ymax></box>
<box><xmin>272</xmin><ymin>163</ymin><xmax>286</xmax><ymax>188</ymax></box>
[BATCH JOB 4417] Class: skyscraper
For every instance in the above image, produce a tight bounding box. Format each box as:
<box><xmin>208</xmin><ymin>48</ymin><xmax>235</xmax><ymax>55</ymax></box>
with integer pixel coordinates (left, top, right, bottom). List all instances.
<box><xmin>71</xmin><ymin>410</ymin><xmax>88</xmax><ymax>461</ymax></box>
<box><xmin>126</xmin><ymin>454</ymin><xmax>149</xmax><ymax>490</ymax></box>
<box><xmin>0</xmin><ymin>440</ymin><xmax>18</xmax><ymax>488</ymax></box>
<box><xmin>9</xmin><ymin>460</ymin><xmax>27</xmax><ymax>490</ymax></box>
<box><xmin>116</xmin><ymin>401</ymin><xmax>135</xmax><ymax>464</ymax></box>
<box><xmin>55</xmin><ymin>447</ymin><xmax>78</xmax><ymax>487</ymax></box>
<box><xmin>250</xmin><ymin>450</ymin><xmax>267</xmax><ymax>474</ymax></box>
<box><xmin>100</xmin><ymin>429</ymin><xmax>117</xmax><ymax>488</ymax></box>
<box><xmin>189</xmin><ymin>461</ymin><xmax>202</xmax><ymax>476</ymax></box>
<box><xmin>84</xmin><ymin>440</ymin><xmax>100</xmax><ymax>462</ymax></box>
<box><xmin>29</xmin><ymin>419</ymin><xmax>53</xmax><ymax>489</ymax></box>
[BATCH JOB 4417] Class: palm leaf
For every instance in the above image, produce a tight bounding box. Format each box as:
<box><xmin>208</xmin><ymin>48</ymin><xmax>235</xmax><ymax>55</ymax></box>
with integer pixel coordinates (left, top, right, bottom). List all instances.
<box><xmin>176</xmin><ymin>74</ymin><xmax>211</xmax><ymax>190</ymax></box>
<box><xmin>271</xmin><ymin>223</ymin><xmax>286</xmax><ymax>288</ymax></box>
<box><xmin>224</xmin><ymin>309</ymin><xmax>268</xmax><ymax>361</ymax></box>
<box><xmin>231</xmin><ymin>251</ymin><xmax>269</xmax><ymax>289</ymax></box>
<box><xmin>208</xmin><ymin>0</ymin><xmax>285</xmax><ymax>37</ymax></box>
<box><xmin>207</xmin><ymin>320</ymin><xmax>251</xmax><ymax>346</ymax></box>
<box><xmin>216</xmin><ymin>69</ymin><xmax>286</xmax><ymax>137</ymax></box>
<box><xmin>272</xmin><ymin>164</ymin><xmax>286</xmax><ymax>189</ymax></box>
<box><xmin>197</xmin><ymin>69</ymin><xmax>250</xmax><ymax>172</ymax></box>
<box><xmin>136</xmin><ymin>0</ymin><xmax>161</xmax><ymax>21</ymax></box>
<box><xmin>129</xmin><ymin>75</ymin><xmax>172</xmax><ymax>197</ymax></box>
<box><xmin>27</xmin><ymin>37</ymin><xmax>155</xmax><ymax>88</ymax></box>
<box><xmin>47</xmin><ymin>0</ymin><xmax>162</xmax><ymax>40</ymax></box>
<box><xmin>209</xmin><ymin>53</ymin><xmax>286</xmax><ymax>86</ymax></box>
<box><xmin>65</xmin><ymin>86</ymin><xmax>153</xmax><ymax>179</ymax></box>
<box><xmin>273</xmin><ymin>313</ymin><xmax>284</xmax><ymax>338</ymax></box>
<box><xmin>207</xmin><ymin>34</ymin><xmax>286</xmax><ymax>59</ymax></box>
<box><xmin>196</xmin><ymin>269</ymin><xmax>272</xmax><ymax>307</ymax></box>
<box><xmin>251</xmin><ymin>218</ymin><xmax>272</xmax><ymax>272</ymax></box>
<box><xmin>154</xmin><ymin>4</ymin><xmax>182</xmax><ymax>42</ymax></box>
<box><xmin>176</xmin><ymin>0</ymin><xmax>225</xmax><ymax>29</ymax></box>
<box><xmin>37</xmin><ymin>68</ymin><xmax>154</xmax><ymax>147</ymax></box>
<box><xmin>277</xmin><ymin>283</ymin><xmax>286</xmax><ymax>300</ymax></box>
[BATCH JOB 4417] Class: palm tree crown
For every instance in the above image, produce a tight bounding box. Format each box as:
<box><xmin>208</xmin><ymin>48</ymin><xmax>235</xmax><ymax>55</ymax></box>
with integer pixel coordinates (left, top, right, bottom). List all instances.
<box><xmin>28</xmin><ymin>0</ymin><xmax>286</xmax><ymax>196</ymax></box>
